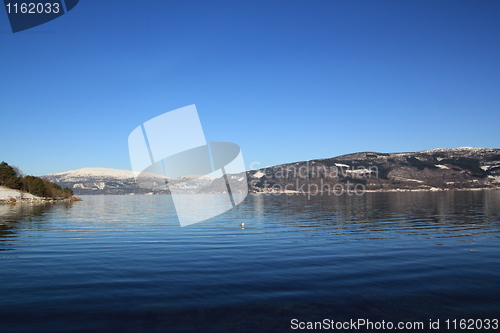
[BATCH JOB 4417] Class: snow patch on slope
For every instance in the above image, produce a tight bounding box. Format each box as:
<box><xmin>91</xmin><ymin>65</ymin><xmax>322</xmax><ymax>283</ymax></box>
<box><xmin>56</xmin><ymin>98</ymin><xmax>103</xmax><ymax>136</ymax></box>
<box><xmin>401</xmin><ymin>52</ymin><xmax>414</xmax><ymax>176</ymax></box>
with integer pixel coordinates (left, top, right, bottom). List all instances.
<box><xmin>252</xmin><ymin>170</ymin><xmax>265</xmax><ymax>178</ymax></box>
<box><xmin>0</xmin><ymin>186</ymin><xmax>40</xmax><ymax>200</ymax></box>
<box><xmin>421</xmin><ymin>147</ymin><xmax>484</xmax><ymax>154</ymax></box>
<box><xmin>435</xmin><ymin>164</ymin><xmax>449</xmax><ymax>169</ymax></box>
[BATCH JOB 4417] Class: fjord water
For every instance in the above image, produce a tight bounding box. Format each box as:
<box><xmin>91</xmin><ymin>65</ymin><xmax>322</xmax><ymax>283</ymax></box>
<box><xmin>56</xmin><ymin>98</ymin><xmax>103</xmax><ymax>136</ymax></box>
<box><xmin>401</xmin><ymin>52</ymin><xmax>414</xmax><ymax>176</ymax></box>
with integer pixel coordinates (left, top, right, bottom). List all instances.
<box><xmin>1</xmin><ymin>191</ymin><xmax>499</xmax><ymax>332</ymax></box>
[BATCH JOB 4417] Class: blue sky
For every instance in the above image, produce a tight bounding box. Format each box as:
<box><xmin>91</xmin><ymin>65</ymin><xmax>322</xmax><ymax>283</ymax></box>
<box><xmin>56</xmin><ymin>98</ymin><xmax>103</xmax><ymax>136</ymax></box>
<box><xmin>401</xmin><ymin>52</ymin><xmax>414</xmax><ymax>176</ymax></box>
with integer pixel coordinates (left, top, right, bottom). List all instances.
<box><xmin>1</xmin><ymin>0</ymin><xmax>499</xmax><ymax>176</ymax></box>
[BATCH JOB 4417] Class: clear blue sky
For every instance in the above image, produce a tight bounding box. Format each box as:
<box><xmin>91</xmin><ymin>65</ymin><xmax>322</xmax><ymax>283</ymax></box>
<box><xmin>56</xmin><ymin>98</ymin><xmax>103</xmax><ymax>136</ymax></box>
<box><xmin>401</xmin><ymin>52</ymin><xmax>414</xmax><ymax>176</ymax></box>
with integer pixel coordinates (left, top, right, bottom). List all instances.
<box><xmin>1</xmin><ymin>0</ymin><xmax>499</xmax><ymax>176</ymax></box>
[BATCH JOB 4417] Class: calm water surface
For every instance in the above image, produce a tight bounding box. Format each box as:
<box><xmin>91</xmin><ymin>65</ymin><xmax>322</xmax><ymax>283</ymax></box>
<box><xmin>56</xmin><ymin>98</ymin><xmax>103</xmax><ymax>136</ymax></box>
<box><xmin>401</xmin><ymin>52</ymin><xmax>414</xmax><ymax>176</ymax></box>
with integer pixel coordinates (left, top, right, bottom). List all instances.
<box><xmin>1</xmin><ymin>191</ymin><xmax>500</xmax><ymax>332</ymax></box>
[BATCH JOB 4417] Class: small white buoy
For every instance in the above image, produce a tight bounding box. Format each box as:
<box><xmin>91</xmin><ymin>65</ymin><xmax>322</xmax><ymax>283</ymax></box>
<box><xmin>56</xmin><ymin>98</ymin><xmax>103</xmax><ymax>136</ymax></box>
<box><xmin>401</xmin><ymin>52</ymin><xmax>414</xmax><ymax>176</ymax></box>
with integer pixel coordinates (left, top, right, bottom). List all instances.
<box><xmin>240</xmin><ymin>222</ymin><xmax>245</xmax><ymax>228</ymax></box>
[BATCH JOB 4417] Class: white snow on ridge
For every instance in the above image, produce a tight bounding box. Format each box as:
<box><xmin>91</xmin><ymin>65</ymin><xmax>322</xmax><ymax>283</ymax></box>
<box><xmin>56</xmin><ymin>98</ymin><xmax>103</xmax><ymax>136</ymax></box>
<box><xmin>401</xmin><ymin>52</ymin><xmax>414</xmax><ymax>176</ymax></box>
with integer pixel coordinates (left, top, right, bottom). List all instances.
<box><xmin>44</xmin><ymin>167</ymin><xmax>170</xmax><ymax>180</ymax></box>
<box><xmin>45</xmin><ymin>167</ymin><xmax>136</xmax><ymax>179</ymax></box>
<box><xmin>252</xmin><ymin>170</ymin><xmax>265</xmax><ymax>178</ymax></box>
<box><xmin>421</xmin><ymin>147</ymin><xmax>483</xmax><ymax>154</ymax></box>
<box><xmin>435</xmin><ymin>164</ymin><xmax>449</xmax><ymax>169</ymax></box>
<box><xmin>344</xmin><ymin>168</ymin><xmax>372</xmax><ymax>175</ymax></box>
<box><xmin>44</xmin><ymin>168</ymin><xmax>223</xmax><ymax>181</ymax></box>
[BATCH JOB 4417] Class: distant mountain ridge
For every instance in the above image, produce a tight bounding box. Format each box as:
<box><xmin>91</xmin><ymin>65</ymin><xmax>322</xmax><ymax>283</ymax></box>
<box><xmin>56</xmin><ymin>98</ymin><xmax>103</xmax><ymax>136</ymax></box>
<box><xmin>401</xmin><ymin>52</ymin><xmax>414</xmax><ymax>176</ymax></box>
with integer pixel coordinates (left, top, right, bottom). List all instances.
<box><xmin>45</xmin><ymin>168</ymin><xmax>137</xmax><ymax>180</ymax></box>
<box><xmin>44</xmin><ymin>167</ymin><xmax>215</xmax><ymax>195</ymax></box>
<box><xmin>43</xmin><ymin>147</ymin><xmax>500</xmax><ymax>195</ymax></box>
<box><xmin>245</xmin><ymin>147</ymin><xmax>500</xmax><ymax>193</ymax></box>
<box><xmin>44</xmin><ymin>168</ymin><xmax>143</xmax><ymax>195</ymax></box>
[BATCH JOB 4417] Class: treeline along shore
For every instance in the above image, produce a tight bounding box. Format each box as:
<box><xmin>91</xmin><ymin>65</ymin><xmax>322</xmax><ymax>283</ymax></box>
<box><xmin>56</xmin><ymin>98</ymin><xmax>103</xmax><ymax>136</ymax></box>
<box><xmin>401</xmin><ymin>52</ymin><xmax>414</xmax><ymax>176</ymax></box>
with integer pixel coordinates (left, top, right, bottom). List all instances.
<box><xmin>0</xmin><ymin>161</ymin><xmax>81</xmax><ymax>203</ymax></box>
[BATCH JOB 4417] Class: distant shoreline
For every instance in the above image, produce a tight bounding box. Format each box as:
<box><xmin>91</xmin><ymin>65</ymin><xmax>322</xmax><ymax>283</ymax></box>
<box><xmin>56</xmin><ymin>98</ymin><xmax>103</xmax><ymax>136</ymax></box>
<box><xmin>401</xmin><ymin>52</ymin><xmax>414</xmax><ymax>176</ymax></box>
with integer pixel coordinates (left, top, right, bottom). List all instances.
<box><xmin>251</xmin><ymin>186</ymin><xmax>500</xmax><ymax>195</ymax></box>
<box><xmin>42</xmin><ymin>187</ymin><xmax>500</xmax><ymax>196</ymax></box>
<box><xmin>364</xmin><ymin>187</ymin><xmax>500</xmax><ymax>193</ymax></box>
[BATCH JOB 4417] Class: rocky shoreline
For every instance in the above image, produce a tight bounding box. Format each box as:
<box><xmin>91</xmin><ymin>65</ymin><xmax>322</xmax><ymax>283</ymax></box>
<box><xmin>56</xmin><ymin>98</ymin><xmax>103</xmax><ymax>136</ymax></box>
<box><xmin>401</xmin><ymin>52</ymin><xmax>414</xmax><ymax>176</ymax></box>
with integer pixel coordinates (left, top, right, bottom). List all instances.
<box><xmin>0</xmin><ymin>186</ymin><xmax>81</xmax><ymax>204</ymax></box>
<box><xmin>0</xmin><ymin>197</ymin><xmax>82</xmax><ymax>204</ymax></box>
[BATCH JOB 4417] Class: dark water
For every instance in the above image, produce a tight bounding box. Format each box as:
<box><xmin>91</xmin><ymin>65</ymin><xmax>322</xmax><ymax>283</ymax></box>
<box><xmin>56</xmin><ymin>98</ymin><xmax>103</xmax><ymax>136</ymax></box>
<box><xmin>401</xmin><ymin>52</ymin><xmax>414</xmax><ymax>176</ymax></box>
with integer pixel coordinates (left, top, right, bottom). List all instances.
<box><xmin>1</xmin><ymin>191</ymin><xmax>499</xmax><ymax>332</ymax></box>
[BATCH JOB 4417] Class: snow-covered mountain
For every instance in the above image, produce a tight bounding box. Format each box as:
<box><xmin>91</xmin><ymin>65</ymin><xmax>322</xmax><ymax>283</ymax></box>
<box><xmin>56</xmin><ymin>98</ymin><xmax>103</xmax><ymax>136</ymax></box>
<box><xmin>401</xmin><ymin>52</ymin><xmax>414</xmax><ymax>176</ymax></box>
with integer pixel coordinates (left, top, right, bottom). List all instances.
<box><xmin>45</xmin><ymin>167</ymin><xmax>138</xmax><ymax>181</ymax></box>
<box><xmin>43</xmin><ymin>167</ymin><xmax>216</xmax><ymax>195</ymax></box>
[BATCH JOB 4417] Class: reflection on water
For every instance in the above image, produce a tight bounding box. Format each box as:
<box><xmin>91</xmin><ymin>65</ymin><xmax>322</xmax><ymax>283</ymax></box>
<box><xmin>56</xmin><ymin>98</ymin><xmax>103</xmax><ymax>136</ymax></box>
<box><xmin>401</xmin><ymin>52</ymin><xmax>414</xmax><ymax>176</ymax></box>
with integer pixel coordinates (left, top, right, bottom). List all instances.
<box><xmin>0</xmin><ymin>202</ymin><xmax>51</xmax><ymax>222</ymax></box>
<box><xmin>0</xmin><ymin>203</ymin><xmax>53</xmax><ymax>250</ymax></box>
<box><xmin>0</xmin><ymin>190</ymin><xmax>499</xmax><ymax>332</ymax></box>
<box><xmin>246</xmin><ymin>190</ymin><xmax>500</xmax><ymax>243</ymax></box>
